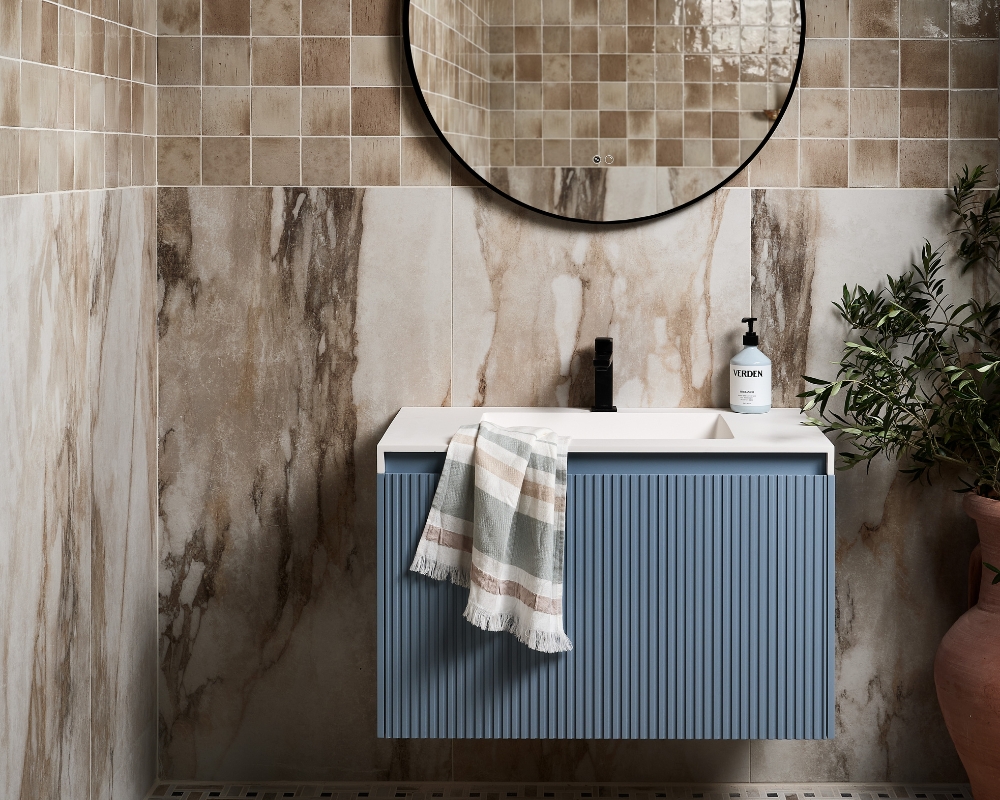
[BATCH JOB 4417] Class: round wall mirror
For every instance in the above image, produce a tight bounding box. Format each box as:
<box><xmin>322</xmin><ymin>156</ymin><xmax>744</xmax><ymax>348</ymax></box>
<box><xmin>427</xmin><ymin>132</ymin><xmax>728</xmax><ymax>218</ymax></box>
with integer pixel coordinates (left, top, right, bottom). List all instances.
<box><xmin>404</xmin><ymin>0</ymin><xmax>804</xmax><ymax>223</ymax></box>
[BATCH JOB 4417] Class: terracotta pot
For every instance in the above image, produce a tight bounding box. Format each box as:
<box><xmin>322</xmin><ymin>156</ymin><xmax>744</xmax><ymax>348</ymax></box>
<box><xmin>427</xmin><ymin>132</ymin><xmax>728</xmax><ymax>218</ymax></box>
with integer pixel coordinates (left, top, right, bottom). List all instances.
<box><xmin>935</xmin><ymin>493</ymin><xmax>1000</xmax><ymax>797</ymax></box>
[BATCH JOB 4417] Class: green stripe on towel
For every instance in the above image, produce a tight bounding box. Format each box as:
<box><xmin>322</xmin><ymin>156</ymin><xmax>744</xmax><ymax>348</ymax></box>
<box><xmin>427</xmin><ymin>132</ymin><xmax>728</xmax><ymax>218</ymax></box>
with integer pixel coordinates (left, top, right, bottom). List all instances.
<box><xmin>409</xmin><ymin>421</ymin><xmax>572</xmax><ymax>653</ymax></box>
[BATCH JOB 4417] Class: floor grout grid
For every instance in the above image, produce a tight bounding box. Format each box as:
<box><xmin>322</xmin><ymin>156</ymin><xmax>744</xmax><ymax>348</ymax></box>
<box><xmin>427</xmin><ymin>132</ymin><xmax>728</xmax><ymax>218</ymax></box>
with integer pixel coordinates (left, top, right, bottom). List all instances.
<box><xmin>145</xmin><ymin>782</ymin><xmax>974</xmax><ymax>800</ymax></box>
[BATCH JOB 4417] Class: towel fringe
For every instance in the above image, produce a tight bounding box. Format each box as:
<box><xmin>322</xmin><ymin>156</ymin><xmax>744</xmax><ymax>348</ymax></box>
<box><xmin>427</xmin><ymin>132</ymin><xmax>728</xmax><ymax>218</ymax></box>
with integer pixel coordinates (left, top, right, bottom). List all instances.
<box><xmin>463</xmin><ymin>604</ymin><xmax>573</xmax><ymax>654</ymax></box>
<box><xmin>410</xmin><ymin>555</ymin><xmax>470</xmax><ymax>588</ymax></box>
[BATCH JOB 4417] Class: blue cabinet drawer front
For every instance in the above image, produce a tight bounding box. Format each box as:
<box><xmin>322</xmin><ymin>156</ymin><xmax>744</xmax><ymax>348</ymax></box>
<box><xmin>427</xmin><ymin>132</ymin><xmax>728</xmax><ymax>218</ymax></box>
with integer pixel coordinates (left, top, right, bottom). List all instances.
<box><xmin>377</xmin><ymin>473</ymin><xmax>834</xmax><ymax>739</ymax></box>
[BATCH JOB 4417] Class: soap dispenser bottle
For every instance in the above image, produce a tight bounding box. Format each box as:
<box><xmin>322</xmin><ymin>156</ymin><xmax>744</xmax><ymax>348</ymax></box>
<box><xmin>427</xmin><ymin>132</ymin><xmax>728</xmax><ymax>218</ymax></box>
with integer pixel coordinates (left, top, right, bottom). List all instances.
<box><xmin>730</xmin><ymin>317</ymin><xmax>771</xmax><ymax>413</ymax></box>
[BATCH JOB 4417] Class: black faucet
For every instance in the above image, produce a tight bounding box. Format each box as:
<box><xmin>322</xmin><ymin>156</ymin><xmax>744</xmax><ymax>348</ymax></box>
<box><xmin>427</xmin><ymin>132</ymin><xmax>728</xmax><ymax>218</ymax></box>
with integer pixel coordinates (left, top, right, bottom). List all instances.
<box><xmin>591</xmin><ymin>337</ymin><xmax>617</xmax><ymax>412</ymax></box>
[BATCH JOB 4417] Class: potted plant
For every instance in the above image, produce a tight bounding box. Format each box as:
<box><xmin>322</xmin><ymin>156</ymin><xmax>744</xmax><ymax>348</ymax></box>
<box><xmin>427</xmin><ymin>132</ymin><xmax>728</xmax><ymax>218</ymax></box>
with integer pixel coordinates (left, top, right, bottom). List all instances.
<box><xmin>799</xmin><ymin>166</ymin><xmax>1000</xmax><ymax>795</ymax></box>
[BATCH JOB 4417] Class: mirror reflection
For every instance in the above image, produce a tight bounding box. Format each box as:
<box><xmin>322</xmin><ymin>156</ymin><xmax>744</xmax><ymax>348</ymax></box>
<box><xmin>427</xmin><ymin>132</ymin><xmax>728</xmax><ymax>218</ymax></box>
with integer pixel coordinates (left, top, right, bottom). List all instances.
<box><xmin>406</xmin><ymin>0</ymin><xmax>802</xmax><ymax>221</ymax></box>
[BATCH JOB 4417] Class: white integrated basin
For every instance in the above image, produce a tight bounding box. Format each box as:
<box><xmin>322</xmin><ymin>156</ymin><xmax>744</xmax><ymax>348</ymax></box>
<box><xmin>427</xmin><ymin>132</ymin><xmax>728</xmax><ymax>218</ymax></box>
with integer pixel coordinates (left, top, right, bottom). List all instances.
<box><xmin>378</xmin><ymin>407</ymin><xmax>834</xmax><ymax>473</ymax></box>
<box><xmin>480</xmin><ymin>410</ymin><xmax>733</xmax><ymax>440</ymax></box>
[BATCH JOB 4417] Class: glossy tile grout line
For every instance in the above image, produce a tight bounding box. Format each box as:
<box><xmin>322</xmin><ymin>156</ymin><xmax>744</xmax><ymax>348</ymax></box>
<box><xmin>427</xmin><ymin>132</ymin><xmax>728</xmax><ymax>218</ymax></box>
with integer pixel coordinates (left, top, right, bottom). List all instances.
<box><xmin>145</xmin><ymin>782</ymin><xmax>974</xmax><ymax>800</ymax></box>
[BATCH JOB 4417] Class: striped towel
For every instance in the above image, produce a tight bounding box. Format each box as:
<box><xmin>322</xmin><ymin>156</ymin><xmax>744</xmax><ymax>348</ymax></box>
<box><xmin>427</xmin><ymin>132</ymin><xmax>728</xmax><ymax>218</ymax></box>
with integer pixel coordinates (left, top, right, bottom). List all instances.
<box><xmin>409</xmin><ymin>421</ymin><xmax>573</xmax><ymax>653</ymax></box>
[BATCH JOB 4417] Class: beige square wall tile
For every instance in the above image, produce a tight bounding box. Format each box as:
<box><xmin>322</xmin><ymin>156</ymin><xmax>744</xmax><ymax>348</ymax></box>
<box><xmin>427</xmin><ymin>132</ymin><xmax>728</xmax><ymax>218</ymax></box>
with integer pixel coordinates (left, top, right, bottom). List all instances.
<box><xmin>800</xmin><ymin>88</ymin><xmax>848</xmax><ymax>137</ymax></box>
<box><xmin>40</xmin><ymin>1</ymin><xmax>56</xmax><ymax>65</ymax></box>
<box><xmin>252</xmin><ymin>0</ymin><xmax>300</xmax><ymax>35</ymax></box>
<box><xmin>899</xmin><ymin>89</ymin><xmax>948</xmax><ymax>137</ymax></box>
<box><xmin>850</xmin><ymin>0</ymin><xmax>898</xmax><ymax>36</ymax></box>
<box><xmin>251</xmin><ymin>86</ymin><xmax>300</xmax><ymax>134</ymax></box>
<box><xmin>36</xmin><ymin>128</ymin><xmax>56</xmax><ymax>191</ymax></box>
<box><xmin>749</xmin><ymin>137</ymin><xmax>797</xmax><ymax>186</ymax></box>
<box><xmin>129</xmin><ymin>133</ymin><xmax>143</xmax><ymax>186</ymax></box>
<box><xmin>103</xmin><ymin>132</ymin><xmax>118</xmax><ymax>188</ymax></box>
<box><xmin>850</xmin><ymin>39</ymin><xmax>899</xmax><ymax>87</ymax></box>
<box><xmin>157</xmin><ymin>135</ymin><xmax>200</xmax><ymax>184</ymax></box>
<box><xmin>18</xmin><ymin>129</ymin><xmax>39</xmax><ymax>194</ymax></box>
<box><xmin>117</xmin><ymin>24</ymin><xmax>132</xmax><ymax>80</ymax></box>
<box><xmin>158</xmin><ymin>37</ymin><xmax>202</xmax><ymax>84</ymax></box>
<box><xmin>350</xmin><ymin>35</ymin><xmax>400</xmax><ymax>86</ymax></box>
<box><xmin>950</xmin><ymin>139</ymin><xmax>999</xmax><ymax>185</ymax></box>
<box><xmin>800</xmin><ymin>138</ymin><xmax>848</xmax><ymax>186</ymax></box>
<box><xmin>144</xmin><ymin>134</ymin><xmax>156</xmax><ymax>182</ymax></box>
<box><xmin>118</xmin><ymin>132</ymin><xmax>135</xmax><ymax>186</ymax></box>
<box><xmin>157</xmin><ymin>86</ymin><xmax>201</xmax><ymax>135</ymax></box>
<box><xmin>73</xmin><ymin>132</ymin><xmax>92</xmax><ymax>189</ymax></box>
<box><xmin>202</xmin><ymin>136</ymin><xmax>250</xmax><ymax>184</ymax></box>
<box><xmin>90</xmin><ymin>19</ymin><xmax>105</xmax><ymax>77</ymax></box>
<box><xmin>204</xmin><ymin>0</ymin><xmax>251</xmax><ymax>35</ymax></box>
<box><xmin>302</xmin><ymin>86</ymin><xmax>350</xmax><ymax>134</ymax></box>
<box><xmin>806</xmin><ymin>0</ymin><xmax>849</xmax><ymax>36</ymax></box>
<box><xmin>102</xmin><ymin>22</ymin><xmax>117</xmax><ymax>77</ymax></box>
<box><xmin>21</xmin><ymin>0</ymin><xmax>41</xmax><ymax>63</ymax></box>
<box><xmin>144</xmin><ymin>84</ymin><xmax>156</xmax><ymax>135</ymax></box>
<box><xmin>73</xmin><ymin>72</ymin><xmax>91</xmax><ymax>131</ymax></box>
<box><xmin>950</xmin><ymin>89</ymin><xmax>998</xmax><ymax>138</ymax></box>
<box><xmin>900</xmin><ymin>39</ymin><xmax>949</xmax><ymax>87</ymax></box>
<box><xmin>951</xmin><ymin>39</ymin><xmax>1000</xmax><ymax>88</ymax></box>
<box><xmin>302</xmin><ymin>37</ymin><xmax>350</xmax><ymax>85</ymax></box>
<box><xmin>899</xmin><ymin>139</ymin><xmax>948</xmax><ymax>187</ymax></box>
<box><xmin>900</xmin><ymin>0</ymin><xmax>949</xmax><ymax>37</ymax></box>
<box><xmin>353</xmin><ymin>0</ymin><xmax>399</xmax><ymax>35</ymax></box>
<box><xmin>0</xmin><ymin>57</ymin><xmax>20</xmax><ymax>127</ymax></box>
<box><xmin>57</xmin><ymin>68</ymin><xmax>73</xmax><ymax>129</ymax></box>
<box><xmin>131</xmin><ymin>30</ymin><xmax>145</xmax><ymax>82</ymax></box>
<box><xmin>252</xmin><ymin>135</ymin><xmax>299</xmax><ymax>183</ymax></box>
<box><xmin>117</xmin><ymin>79</ymin><xmax>132</xmax><ymax>132</ymax></box>
<box><xmin>849</xmin><ymin>138</ymin><xmax>898</xmax><ymax>186</ymax></box>
<box><xmin>351</xmin><ymin>135</ymin><xmax>400</xmax><ymax>184</ymax></box>
<box><xmin>0</xmin><ymin>127</ymin><xmax>17</xmax><ymax>195</ymax></box>
<box><xmin>146</xmin><ymin>31</ymin><xmax>157</xmax><ymax>79</ymax></box>
<box><xmin>800</xmin><ymin>38</ymin><xmax>848</xmax><ymax>87</ymax></box>
<box><xmin>203</xmin><ymin>86</ymin><xmax>250</xmax><ymax>135</ymax></box>
<box><xmin>64</xmin><ymin>15</ymin><xmax>89</xmax><ymax>77</ymax></box>
<box><xmin>303</xmin><ymin>0</ymin><xmax>350</xmax><ymax>34</ymax></box>
<box><xmin>849</xmin><ymin>89</ymin><xmax>898</xmax><ymax>138</ymax></box>
<box><xmin>351</xmin><ymin>86</ymin><xmax>400</xmax><ymax>135</ymax></box>
<box><xmin>401</xmin><ymin>135</ymin><xmax>451</xmax><ymax>185</ymax></box>
<box><xmin>301</xmin><ymin>136</ymin><xmax>350</xmax><ymax>184</ymax></box>
<box><xmin>128</xmin><ymin>82</ymin><xmax>142</xmax><ymax>133</ymax></box>
<box><xmin>952</xmin><ymin>0</ymin><xmax>998</xmax><ymax>37</ymax></box>
<box><xmin>203</xmin><ymin>37</ymin><xmax>251</xmax><ymax>85</ymax></box>
<box><xmin>251</xmin><ymin>36</ymin><xmax>300</xmax><ymax>85</ymax></box>
<box><xmin>58</xmin><ymin>6</ymin><xmax>74</xmax><ymax>69</ymax></box>
<box><xmin>19</xmin><ymin>62</ymin><xmax>41</xmax><ymax>127</ymax></box>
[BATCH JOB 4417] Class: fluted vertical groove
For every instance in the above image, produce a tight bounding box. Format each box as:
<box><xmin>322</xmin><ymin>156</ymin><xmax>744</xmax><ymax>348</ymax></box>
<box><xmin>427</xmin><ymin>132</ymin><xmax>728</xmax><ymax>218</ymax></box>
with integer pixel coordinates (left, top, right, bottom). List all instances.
<box><xmin>378</xmin><ymin>472</ymin><xmax>834</xmax><ymax>739</ymax></box>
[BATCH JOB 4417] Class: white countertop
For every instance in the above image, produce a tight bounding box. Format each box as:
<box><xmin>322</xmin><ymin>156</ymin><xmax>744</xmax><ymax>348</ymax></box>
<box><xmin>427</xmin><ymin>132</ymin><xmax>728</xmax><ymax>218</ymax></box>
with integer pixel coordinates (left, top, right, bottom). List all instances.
<box><xmin>377</xmin><ymin>407</ymin><xmax>835</xmax><ymax>473</ymax></box>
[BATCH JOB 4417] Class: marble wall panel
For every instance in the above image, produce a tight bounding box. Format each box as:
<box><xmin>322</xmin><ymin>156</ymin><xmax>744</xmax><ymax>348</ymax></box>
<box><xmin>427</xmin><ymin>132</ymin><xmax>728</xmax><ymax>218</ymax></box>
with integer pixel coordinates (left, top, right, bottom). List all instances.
<box><xmin>157</xmin><ymin>186</ymin><xmax>453</xmax><ymax>780</ymax></box>
<box><xmin>0</xmin><ymin>187</ymin><xmax>157</xmax><ymax>800</ymax></box>
<box><xmin>451</xmin><ymin>186</ymin><xmax>752</xmax><ymax>409</ymax></box>
<box><xmin>156</xmin><ymin>180</ymin><xmax>993</xmax><ymax>784</ymax></box>
<box><xmin>90</xmin><ymin>189</ymin><xmax>159</xmax><ymax>800</ymax></box>
<box><xmin>750</xmin><ymin>188</ymin><xmax>976</xmax><ymax>781</ymax></box>
<box><xmin>0</xmin><ymin>192</ymin><xmax>94</xmax><ymax>800</ymax></box>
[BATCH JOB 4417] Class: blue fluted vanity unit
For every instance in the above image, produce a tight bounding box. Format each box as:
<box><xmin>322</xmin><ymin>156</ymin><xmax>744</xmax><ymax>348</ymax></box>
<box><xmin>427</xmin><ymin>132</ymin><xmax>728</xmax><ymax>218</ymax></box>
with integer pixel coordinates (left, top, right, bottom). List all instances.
<box><xmin>377</xmin><ymin>408</ymin><xmax>835</xmax><ymax>740</ymax></box>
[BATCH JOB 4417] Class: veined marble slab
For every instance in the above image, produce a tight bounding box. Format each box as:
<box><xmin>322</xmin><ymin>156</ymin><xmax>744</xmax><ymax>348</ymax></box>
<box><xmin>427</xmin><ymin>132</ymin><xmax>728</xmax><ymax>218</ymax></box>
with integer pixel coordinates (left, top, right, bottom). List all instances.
<box><xmin>0</xmin><ymin>188</ymin><xmax>157</xmax><ymax>800</ymax></box>
<box><xmin>451</xmin><ymin>187</ymin><xmax>752</xmax><ymax>409</ymax></box>
<box><xmin>750</xmin><ymin>188</ymin><xmax>974</xmax><ymax>781</ymax></box>
<box><xmin>89</xmin><ymin>190</ymin><xmax>159</xmax><ymax>800</ymax></box>
<box><xmin>157</xmin><ymin>183</ymin><xmax>977</xmax><ymax>783</ymax></box>
<box><xmin>157</xmin><ymin>187</ymin><xmax>453</xmax><ymax>780</ymax></box>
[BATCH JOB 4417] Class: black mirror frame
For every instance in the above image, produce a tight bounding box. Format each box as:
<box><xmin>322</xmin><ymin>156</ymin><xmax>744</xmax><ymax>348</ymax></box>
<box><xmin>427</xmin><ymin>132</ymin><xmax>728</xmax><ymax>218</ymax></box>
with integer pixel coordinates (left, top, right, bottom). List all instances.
<box><xmin>402</xmin><ymin>0</ymin><xmax>806</xmax><ymax>225</ymax></box>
